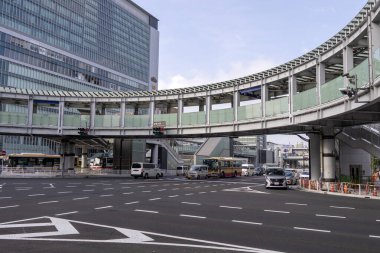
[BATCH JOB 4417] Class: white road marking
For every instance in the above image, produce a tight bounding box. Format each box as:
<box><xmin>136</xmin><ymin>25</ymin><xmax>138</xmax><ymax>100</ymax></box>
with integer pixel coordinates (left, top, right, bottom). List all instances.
<box><xmin>125</xmin><ymin>201</ymin><xmax>139</xmax><ymax>205</ymax></box>
<box><xmin>210</xmin><ymin>191</ymin><xmax>217</xmax><ymax>193</ymax></box>
<box><xmin>294</xmin><ymin>227</ymin><xmax>331</xmax><ymax>233</ymax></box>
<box><xmin>85</xmin><ymin>185</ymin><xmax>95</xmax><ymax>187</ymax></box>
<box><xmin>100</xmin><ymin>194</ymin><xmax>113</xmax><ymax>197</ymax></box>
<box><xmin>316</xmin><ymin>214</ymin><xmax>346</xmax><ymax>219</ymax></box>
<box><xmin>38</xmin><ymin>201</ymin><xmax>58</xmax><ymax>205</ymax></box>
<box><xmin>58</xmin><ymin>191</ymin><xmax>72</xmax><ymax>194</ymax></box>
<box><xmin>16</xmin><ymin>187</ymin><xmax>32</xmax><ymax>191</ymax></box>
<box><xmin>67</xmin><ymin>183</ymin><xmax>81</xmax><ymax>185</ymax></box>
<box><xmin>370</xmin><ymin>235</ymin><xmax>380</xmax><ymax>239</ymax></box>
<box><xmin>199</xmin><ymin>192</ymin><xmax>206</xmax><ymax>194</ymax></box>
<box><xmin>55</xmin><ymin>211</ymin><xmax>78</xmax><ymax>216</ymax></box>
<box><xmin>104</xmin><ymin>188</ymin><xmax>114</xmax><ymax>190</ymax></box>
<box><xmin>135</xmin><ymin>209</ymin><xmax>159</xmax><ymax>214</ymax></box>
<box><xmin>0</xmin><ymin>197</ymin><xmax>12</xmax><ymax>199</ymax></box>
<box><xmin>181</xmin><ymin>202</ymin><xmax>201</xmax><ymax>206</ymax></box>
<box><xmin>121</xmin><ymin>186</ymin><xmax>131</xmax><ymax>189</ymax></box>
<box><xmin>138</xmin><ymin>186</ymin><xmax>145</xmax><ymax>188</ymax></box>
<box><xmin>285</xmin><ymin>203</ymin><xmax>308</xmax><ymax>206</ymax></box>
<box><xmin>158</xmin><ymin>189</ymin><xmax>167</xmax><ymax>192</ymax></box>
<box><xmin>232</xmin><ymin>220</ymin><xmax>262</xmax><ymax>226</ymax></box>
<box><xmin>376</xmin><ymin>220</ymin><xmax>380</xmax><ymax>222</ymax></box>
<box><xmin>172</xmin><ymin>188</ymin><xmax>179</xmax><ymax>190</ymax></box>
<box><xmin>73</xmin><ymin>197</ymin><xmax>88</xmax><ymax>201</ymax></box>
<box><xmin>180</xmin><ymin>214</ymin><xmax>206</xmax><ymax>219</ymax></box>
<box><xmin>122</xmin><ymin>192</ymin><xmax>134</xmax><ymax>195</ymax></box>
<box><xmin>65</xmin><ymin>186</ymin><xmax>77</xmax><ymax>188</ymax></box>
<box><xmin>28</xmin><ymin>194</ymin><xmax>45</xmax><ymax>197</ymax></box>
<box><xmin>94</xmin><ymin>206</ymin><xmax>112</xmax><ymax>210</ymax></box>
<box><xmin>149</xmin><ymin>198</ymin><xmax>161</xmax><ymax>201</ymax></box>
<box><xmin>264</xmin><ymin>210</ymin><xmax>290</xmax><ymax>214</ymax></box>
<box><xmin>142</xmin><ymin>190</ymin><xmax>151</xmax><ymax>193</ymax></box>
<box><xmin>83</xmin><ymin>190</ymin><xmax>94</xmax><ymax>192</ymax></box>
<box><xmin>329</xmin><ymin>206</ymin><xmax>355</xmax><ymax>210</ymax></box>
<box><xmin>168</xmin><ymin>195</ymin><xmax>179</xmax><ymax>198</ymax></box>
<box><xmin>185</xmin><ymin>193</ymin><xmax>194</xmax><ymax>196</ymax></box>
<box><xmin>0</xmin><ymin>205</ymin><xmax>19</xmax><ymax>209</ymax></box>
<box><xmin>220</xmin><ymin>206</ymin><xmax>242</xmax><ymax>210</ymax></box>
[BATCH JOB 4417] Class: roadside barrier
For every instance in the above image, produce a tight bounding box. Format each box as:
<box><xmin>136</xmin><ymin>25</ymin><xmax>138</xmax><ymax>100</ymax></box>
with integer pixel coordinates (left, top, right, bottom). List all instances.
<box><xmin>299</xmin><ymin>179</ymin><xmax>380</xmax><ymax>198</ymax></box>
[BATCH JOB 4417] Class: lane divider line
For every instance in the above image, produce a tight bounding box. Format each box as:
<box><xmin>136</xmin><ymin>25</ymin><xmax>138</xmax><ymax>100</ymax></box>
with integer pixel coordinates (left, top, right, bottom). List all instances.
<box><xmin>294</xmin><ymin>227</ymin><xmax>331</xmax><ymax>233</ymax></box>
<box><xmin>94</xmin><ymin>206</ymin><xmax>113</xmax><ymax>210</ymax></box>
<box><xmin>180</xmin><ymin>214</ymin><xmax>206</xmax><ymax>219</ymax></box>
<box><xmin>149</xmin><ymin>198</ymin><xmax>161</xmax><ymax>201</ymax></box>
<box><xmin>73</xmin><ymin>197</ymin><xmax>89</xmax><ymax>200</ymax></box>
<box><xmin>264</xmin><ymin>209</ymin><xmax>290</xmax><ymax>214</ymax></box>
<box><xmin>38</xmin><ymin>201</ymin><xmax>58</xmax><ymax>205</ymax></box>
<box><xmin>181</xmin><ymin>202</ymin><xmax>201</xmax><ymax>206</ymax></box>
<box><xmin>125</xmin><ymin>201</ymin><xmax>139</xmax><ymax>205</ymax></box>
<box><xmin>285</xmin><ymin>203</ymin><xmax>308</xmax><ymax>206</ymax></box>
<box><xmin>0</xmin><ymin>205</ymin><xmax>19</xmax><ymax>209</ymax></box>
<box><xmin>55</xmin><ymin>211</ymin><xmax>78</xmax><ymax>216</ymax></box>
<box><xmin>329</xmin><ymin>206</ymin><xmax>355</xmax><ymax>210</ymax></box>
<box><xmin>316</xmin><ymin>214</ymin><xmax>346</xmax><ymax>219</ymax></box>
<box><xmin>135</xmin><ymin>209</ymin><xmax>159</xmax><ymax>214</ymax></box>
<box><xmin>220</xmin><ymin>205</ymin><xmax>242</xmax><ymax>210</ymax></box>
<box><xmin>232</xmin><ymin>220</ymin><xmax>262</xmax><ymax>226</ymax></box>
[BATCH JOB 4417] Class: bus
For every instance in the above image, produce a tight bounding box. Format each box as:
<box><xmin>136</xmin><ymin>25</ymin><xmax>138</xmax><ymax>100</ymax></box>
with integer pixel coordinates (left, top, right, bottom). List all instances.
<box><xmin>6</xmin><ymin>153</ymin><xmax>60</xmax><ymax>168</ymax></box>
<box><xmin>202</xmin><ymin>157</ymin><xmax>246</xmax><ymax>178</ymax></box>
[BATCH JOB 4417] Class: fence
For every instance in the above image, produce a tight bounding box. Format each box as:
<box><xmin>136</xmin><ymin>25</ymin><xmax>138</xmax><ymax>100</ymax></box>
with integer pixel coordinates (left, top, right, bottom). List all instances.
<box><xmin>299</xmin><ymin>179</ymin><xmax>380</xmax><ymax>197</ymax></box>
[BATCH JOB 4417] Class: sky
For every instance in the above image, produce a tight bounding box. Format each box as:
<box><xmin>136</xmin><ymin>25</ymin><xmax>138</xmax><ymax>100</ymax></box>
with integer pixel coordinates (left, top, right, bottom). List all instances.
<box><xmin>134</xmin><ymin>0</ymin><xmax>368</xmax><ymax>145</ymax></box>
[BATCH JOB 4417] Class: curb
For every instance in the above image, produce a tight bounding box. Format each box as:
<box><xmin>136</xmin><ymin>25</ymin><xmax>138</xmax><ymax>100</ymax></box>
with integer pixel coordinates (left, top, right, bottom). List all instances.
<box><xmin>297</xmin><ymin>187</ymin><xmax>380</xmax><ymax>200</ymax></box>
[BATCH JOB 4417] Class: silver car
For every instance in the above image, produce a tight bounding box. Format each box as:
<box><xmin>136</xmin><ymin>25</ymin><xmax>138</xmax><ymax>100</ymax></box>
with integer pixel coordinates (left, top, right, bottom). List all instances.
<box><xmin>265</xmin><ymin>168</ymin><xmax>287</xmax><ymax>189</ymax></box>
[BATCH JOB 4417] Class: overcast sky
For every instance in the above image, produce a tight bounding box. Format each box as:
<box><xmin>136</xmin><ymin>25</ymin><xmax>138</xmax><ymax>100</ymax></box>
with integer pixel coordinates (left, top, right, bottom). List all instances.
<box><xmin>134</xmin><ymin>0</ymin><xmax>367</xmax><ymax>145</ymax></box>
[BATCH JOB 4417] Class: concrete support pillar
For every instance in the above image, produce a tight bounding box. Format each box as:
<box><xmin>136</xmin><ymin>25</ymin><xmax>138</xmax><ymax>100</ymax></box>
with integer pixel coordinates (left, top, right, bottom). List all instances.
<box><xmin>59</xmin><ymin>141</ymin><xmax>75</xmax><ymax>172</ymax></box>
<box><xmin>120</xmin><ymin>100</ymin><xmax>125</xmax><ymax>128</ymax></box>
<box><xmin>57</xmin><ymin>101</ymin><xmax>64</xmax><ymax>133</ymax></box>
<box><xmin>261</xmin><ymin>82</ymin><xmax>268</xmax><ymax>117</ymax></box>
<box><xmin>205</xmin><ymin>95</ymin><xmax>211</xmax><ymax>125</ymax></box>
<box><xmin>149</xmin><ymin>101</ymin><xmax>154</xmax><ymax>127</ymax></box>
<box><xmin>81</xmin><ymin>145</ymin><xmax>88</xmax><ymax>169</ymax></box>
<box><xmin>90</xmin><ymin>100</ymin><xmax>96</xmax><ymax>129</ymax></box>
<box><xmin>343</xmin><ymin>45</ymin><xmax>354</xmax><ymax>87</ymax></box>
<box><xmin>152</xmin><ymin>144</ymin><xmax>159</xmax><ymax>165</ymax></box>
<box><xmin>368</xmin><ymin>20</ymin><xmax>380</xmax><ymax>85</ymax></box>
<box><xmin>322</xmin><ymin>127</ymin><xmax>336</xmax><ymax>182</ymax></box>
<box><xmin>289</xmin><ymin>75</ymin><xmax>297</xmax><ymax>115</ymax></box>
<box><xmin>177</xmin><ymin>98</ymin><xmax>183</xmax><ymax>126</ymax></box>
<box><xmin>316</xmin><ymin>62</ymin><xmax>325</xmax><ymax>105</ymax></box>
<box><xmin>27</xmin><ymin>98</ymin><xmax>34</xmax><ymax>126</ymax></box>
<box><xmin>308</xmin><ymin>133</ymin><xmax>321</xmax><ymax>180</ymax></box>
<box><xmin>233</xmin><ymin>91</ymin><xmax>240</xmax><ymax>122</ymax></box>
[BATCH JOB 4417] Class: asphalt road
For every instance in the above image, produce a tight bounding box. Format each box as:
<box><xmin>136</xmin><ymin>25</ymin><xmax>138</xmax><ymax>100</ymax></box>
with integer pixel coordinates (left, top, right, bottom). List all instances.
<box><xmin>0</xmin><ymin>176</ymin><xmax>380</xmax><ymax>253</ymax></box>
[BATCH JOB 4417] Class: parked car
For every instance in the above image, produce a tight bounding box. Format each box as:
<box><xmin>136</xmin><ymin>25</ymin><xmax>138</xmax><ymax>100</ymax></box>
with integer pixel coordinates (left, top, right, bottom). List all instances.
<box><xmin>285</xmin><ymin>171</ymin><xmax>297</xmax><ymax>185</ymax></box>
<box><xmin>131</xmin><ymin>162</ymin><xmax>162</xmax><ymax>179</ymax></box>
<box><xmin>186</xmin><ymin>165</ymin><xmax>208</xmax><ymax>180</ymax></box>
<box><xmin>176</xmin><ymin>165</ymin><xmax>189</xmax><ymax>176</ymax></box>
<box><xmin>265</xmin><ymin>167</ymin><xmax>287</xmax><ymax>189</ymax></box>
<box><xmin>299</xmin><ymin>171</ymin><xmax>310</xmax><ymax>179</ymax></box>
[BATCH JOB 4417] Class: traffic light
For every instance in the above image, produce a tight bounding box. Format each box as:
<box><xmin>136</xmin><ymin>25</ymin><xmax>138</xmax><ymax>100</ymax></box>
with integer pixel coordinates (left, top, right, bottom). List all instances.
<box><xmin>78</xmin><ymin>127</ymin><xmax>89</xmax><ymax>135</ymax></box>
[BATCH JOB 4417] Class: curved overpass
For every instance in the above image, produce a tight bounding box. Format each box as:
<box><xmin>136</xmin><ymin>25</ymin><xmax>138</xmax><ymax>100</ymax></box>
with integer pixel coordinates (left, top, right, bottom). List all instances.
<box><xmin>1</xmin><ymin>0</ymin><xmax>380</xmax><ymax>139</ymax></box>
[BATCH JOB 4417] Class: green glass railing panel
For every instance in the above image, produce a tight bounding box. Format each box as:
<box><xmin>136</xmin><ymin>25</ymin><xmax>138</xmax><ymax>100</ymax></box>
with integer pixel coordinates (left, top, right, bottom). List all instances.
<box><xmin>265</xmin><ymin>97</ymin><xmax>289</xmax><ymax>117</ymax></box>
<box><xmin>32</xmin><ymin>114</ymin><xmax>58</xmax><ymax>126</ymax></box>
<box><xmin>374</xmin><ymin>48</ymin><xmax>380</xmax><ymax>79</ymax></box>
<box><xmin>63</xmin><ymin>115</ymin><xmax>90</xmax><ymax>127</ymax></box>
<box><xmin>125</xmin><ymin>115</ymin><xmax>149</xmax><ymax>128</ymax></box>
<box><xmin>210</xmin><ymin>108</ymin><xmax>233</xmax><ymax>124</ymax></box>
<box><xmin>0</xmin><ymin>112</ymin><xmax>27</xmax><ymax>125</ymax></box>
<box><xmin>154</xmin><ymin>113</ymin><xmax>177</xmax><ymax>127</ymax></box>
<box><xmin>182</xmin><ymin>111</ymin><xmax>206</xmax><ymax>126</ymax></box>
<box><xmin>238</xmin><ymin>103</ymin><xmax>261</xmax><ymax>121</ymax></box>
<box><xmin>349</xmin><ymin>59</ymin><xmax>369</xmax><ymax>88</ymax></box>
<box><xmin>321</xmin><ymin>76</ymin><xmax>344</xmax><ymax>104</ymax></box>
<box><xmin>293</xmin><ymin>88</ymin><xmax>317</xmax><ymax>111</ymax></box>
<box><xmin>94</xmin><ymin>115</ymin><xmax>120</xmax><ymax>128</ymax></box>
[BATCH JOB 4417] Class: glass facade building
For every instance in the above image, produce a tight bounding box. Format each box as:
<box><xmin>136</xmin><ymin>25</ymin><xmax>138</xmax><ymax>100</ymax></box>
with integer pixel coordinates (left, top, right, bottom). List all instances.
<box><xmin>0</xmin><ymin>0</ymin><xmax>159</xmax><ymax>154</ymax></box>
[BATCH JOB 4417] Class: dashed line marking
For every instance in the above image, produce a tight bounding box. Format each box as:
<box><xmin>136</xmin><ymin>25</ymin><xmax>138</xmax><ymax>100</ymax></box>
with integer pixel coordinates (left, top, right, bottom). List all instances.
<box><xmin>94</xmin><ymin>206</ymin><xmax>113</xmax><ymax>210</ymax></box>
<box><xmin>135</xmin><ymin>209</ymin><xmax>159</xmax><ymax>214</ymax></box>
<box><xmin>149</xmin><ymin>198</ymin><xmax>161</xmax><ymax>201</ymax></box>
<box><xmin>264</xmin><ymin>209</ymin><xmax>290</xmax><ymax>214</ymax></box>
<box><xmin>58</xmin><ymin>191</ymin><xmax>72</xmax><ymax>194</ymax></box>
<box><xmin>294</xmin><ymin>227</ymin><xmax>331</xmax><ymax>233</ymax></box>
<box><xmin>85</xmin><ymin>185</ymin><xmax>96</xmax><ymax>187</ymax></box>
<box><xmin>125</xmin><ymin>201</ymin><xmax>139</xmax><ymax>205</ymax></box>
<box><xmin>55</xmin><ymin>211</ymin><xmax>78</xmax><ymax>216</ymax></box>
<box><xmin>0</xmin><ymin>205</ymin><xmax>19</xmax><ymax>209</ymax></box>
<box><xmin>122</xmin><ymin>192</ymin><xmax>134</xmax><ymax>195</ymax></box>
<box><xmin>185</xmin><ymin>193</ymin><xmax>194</xmax><ymax>196</ymax></box>
<box><xmin>210</xmin><ymin>191</ymin><xmax>217</xmax><ymax>193</ymax></box>
<box><xmin>103</xmin><ymin>188</ymin><xmax>114</xmax><ymax>190</ymax></box>
<box><xmin>158</xmin><ymin>189</ymin><xmax>167</xmax><ymax>192</ymax></box>
<box><xmin>370</xmin><ymin>235</ymin><xmax>380</xmax><ymax>239</ymax></box>
<box><xmin>83</xmin><ymin>189</ymin><xmax>94</xmax><ymax>192</ymax></box>
<box><xmin>285</xmin><ymin>203</ymin><xmax>308</xmax><ymax>206</ymax></box>
<box><xmin>38</xmin><ymin>201</ymin><xmax>58</xmax><ymax>205</ymax></box>
<box><xmin>100</xmin><ymin>194</ymin><xmax>113</xmax><ymax>197</ymax></box>
<box><xmin>73</xmin><ymin>197</ymin><xmax>88</xmax><ymax>200</ymax></box>
<box><xmin>168</xmin><ymin>195</ymin><xmax>179</xmax><ymax>198</ymax></box>
<box><xmin>316</xmin><ymin>214</ymin><xmax>346</xmax><ymax>219</ymax></box>
<box><xmin>199</xmin><ymin>192</ymin><xmax>206</xmax><ymax>194</ymax></box>
<box><xmin>220</xmin><ymin>205</ymin><xmax>242</xmax><ymax>210</ymax></box>
<box><xmin>180</xmin><ymin>214</ymin><xmax>206</xmax><ymax>219</ymax></box>
<box><xmin>65</xmin><ymin>186</ymin><xmax>77</xmax><ymax>188</ymax></box>
<box><xmin>0</xmin><ymin>197</ymin><xmax>12</xmax><ymax>199</ymax></box>
<box><xmin>182</xmin><ymin>202</ymin><xmax>201</xmax><ymax>206</ymax></box>
<box><xmin>121</xmin><ymin>186</ymin><xmax>131</xmax><ymax>189</ymax></box>
<box><xmin>142</xmin><ymin>190</ymin><xmax>152</xmax><ymax>193</ymax></box>
<box><xmin>28</xmin><ymin>194</ymin><xmax>45</xmax><ymax>197</ymax></box>
<box><xmin>329</xmin><ymin>206</ymin><xmax>355</xmax><ymax>210</ymax></box>
<box><xmin>232</xmin><ymin>220</ymin><xmax>262</xmax><ymax>226</ymax></box>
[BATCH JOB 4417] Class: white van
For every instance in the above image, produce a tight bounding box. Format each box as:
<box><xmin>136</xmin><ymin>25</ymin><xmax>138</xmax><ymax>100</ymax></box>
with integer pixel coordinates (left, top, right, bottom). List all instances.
<box><xmin>186</xmin><ymin>165</ymin><xmax>208</xmax><ymax>180</ymax></box>
<box><xmin>241</xmin><ymin>164</ymin><xmax>254</xmax><ymax>176</ymax></box>
<box><xmin>131</xmin><ymin>162</ymin><xmax>163</xmax><ymax>179</ymax></box>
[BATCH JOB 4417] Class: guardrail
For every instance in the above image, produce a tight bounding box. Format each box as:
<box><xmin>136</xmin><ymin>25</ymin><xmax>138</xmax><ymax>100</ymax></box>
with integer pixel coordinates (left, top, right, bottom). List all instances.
<box><xmin>299</xmin><ymin>179</ymin><xmax>380</xmax><ymax>197</ymax></box>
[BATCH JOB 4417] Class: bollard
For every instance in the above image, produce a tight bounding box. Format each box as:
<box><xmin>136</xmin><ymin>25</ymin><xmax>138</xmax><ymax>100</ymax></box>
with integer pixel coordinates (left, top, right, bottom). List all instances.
<box><xmin>330</xmin><ymin>183</ymin><xmax>335</xmax><ymax>192</ymax></box>
<box><xmin>373</xmin><ymin>186</ymin><xmax>378</xmax><ymax>196</ymax></box>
